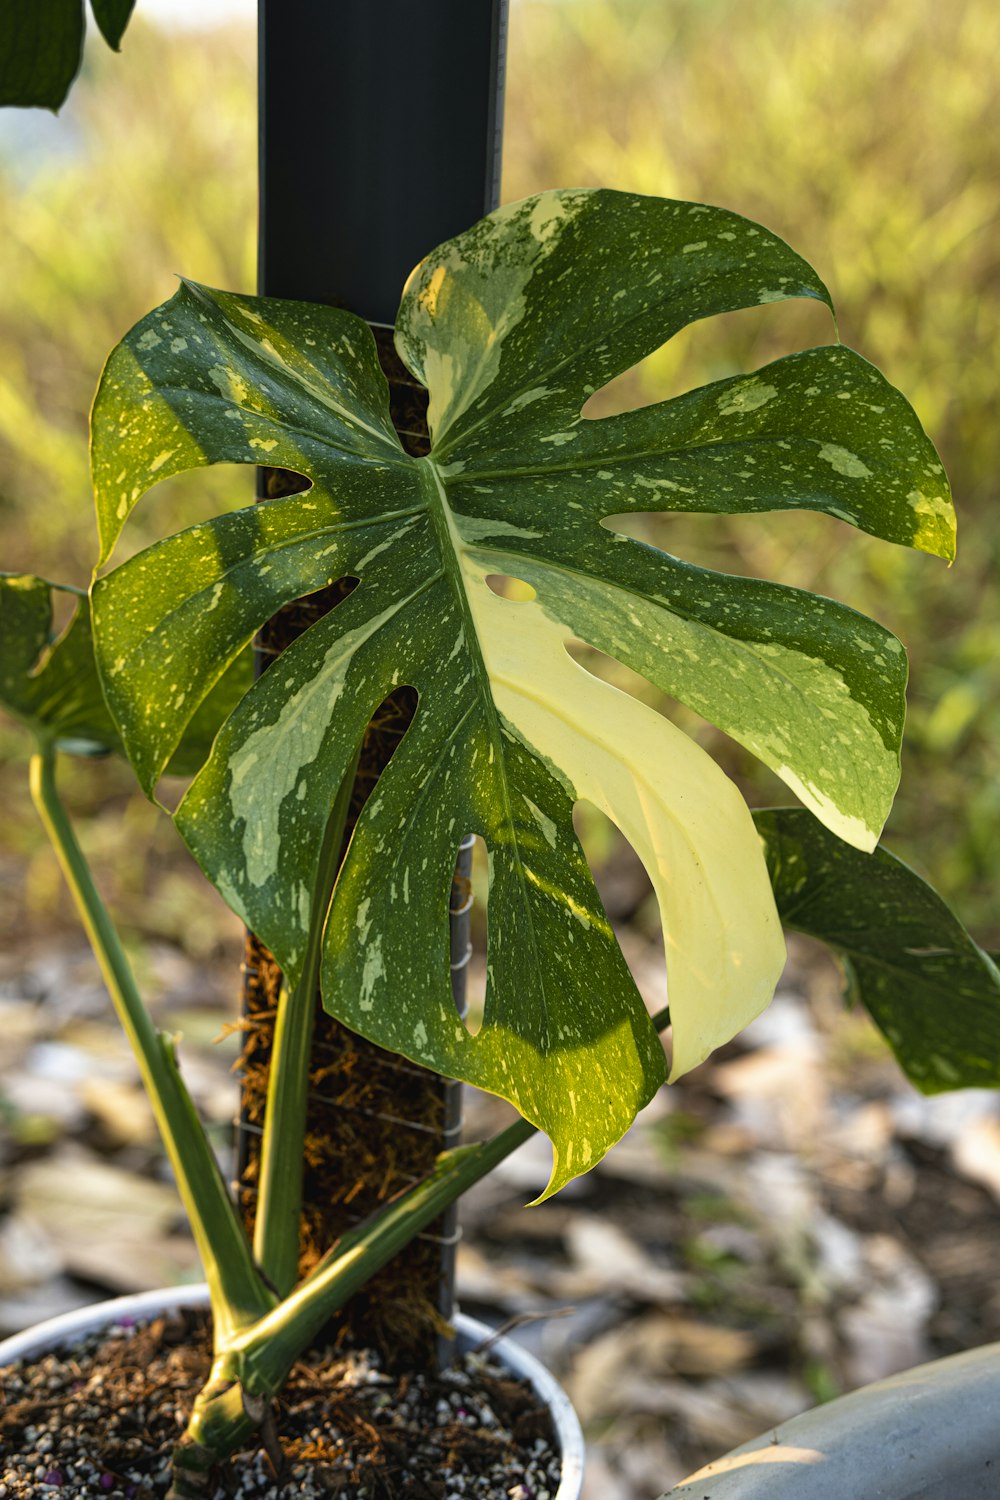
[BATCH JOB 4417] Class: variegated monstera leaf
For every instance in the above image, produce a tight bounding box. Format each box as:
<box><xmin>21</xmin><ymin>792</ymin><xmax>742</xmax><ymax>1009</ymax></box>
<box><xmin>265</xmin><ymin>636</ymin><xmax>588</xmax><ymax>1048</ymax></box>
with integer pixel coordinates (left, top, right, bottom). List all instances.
<box><xmin>89</xmin><ymin>191</ymin><xmax>953</xmax><ymax>1195</ymax></box>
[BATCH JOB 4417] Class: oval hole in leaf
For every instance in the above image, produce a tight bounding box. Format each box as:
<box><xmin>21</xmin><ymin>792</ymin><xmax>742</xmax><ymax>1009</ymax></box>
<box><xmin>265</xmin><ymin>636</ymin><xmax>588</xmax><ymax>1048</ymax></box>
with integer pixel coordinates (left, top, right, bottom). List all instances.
<box><xmin>455</xmin><ymin>832</ymin><xmax>489</xmax><ymax>1037</ymax></box>
<box><xmin>484</xmin><ymin>574</ymin><xmax>538</xmax><ymax>603</ymax></box>
<box><xmin>581</xmin><ymin>297</ymin><xmax>835</xmax><ymax>421</ymax></box>
<box><xmin>259</xmin><ymin>467</ymin><xmax>312</xmax><ymax>500</ymax></box>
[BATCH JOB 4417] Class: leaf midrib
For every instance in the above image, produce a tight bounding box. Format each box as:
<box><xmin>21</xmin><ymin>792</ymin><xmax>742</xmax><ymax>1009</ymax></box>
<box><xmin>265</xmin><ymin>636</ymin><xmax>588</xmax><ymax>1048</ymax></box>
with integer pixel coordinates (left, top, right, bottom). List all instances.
<box><xmin>443</xmin><ymin>427</ymin><xmax>891</xmax><ymax>488</ymax></box>
<box><xmin>421</xmin><ymin>456</ymin><xmax>553</xmax><ymax>1040</ymax></box>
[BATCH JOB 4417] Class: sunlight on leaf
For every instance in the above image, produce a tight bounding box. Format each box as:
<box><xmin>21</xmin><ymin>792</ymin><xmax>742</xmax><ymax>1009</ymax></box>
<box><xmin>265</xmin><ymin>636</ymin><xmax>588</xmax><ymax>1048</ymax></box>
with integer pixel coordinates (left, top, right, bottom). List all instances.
<box><xmin>89</xmin><ymin>191</ymin><xmax>953</xmax><ymax>1192</ymax></box>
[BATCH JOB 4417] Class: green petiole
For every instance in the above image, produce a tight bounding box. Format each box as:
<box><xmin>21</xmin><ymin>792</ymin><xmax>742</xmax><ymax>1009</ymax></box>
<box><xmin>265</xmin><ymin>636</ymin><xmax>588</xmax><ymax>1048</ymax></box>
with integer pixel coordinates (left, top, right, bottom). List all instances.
<box><xmin>253</xmin><ymin>746</ymin><xmax>362</xmax><ymax>1295</ymax></box>
<box><xmin>29</xmin><ymin>744</ymin><xmax>274</xmax><ymax>1343</ymax></box>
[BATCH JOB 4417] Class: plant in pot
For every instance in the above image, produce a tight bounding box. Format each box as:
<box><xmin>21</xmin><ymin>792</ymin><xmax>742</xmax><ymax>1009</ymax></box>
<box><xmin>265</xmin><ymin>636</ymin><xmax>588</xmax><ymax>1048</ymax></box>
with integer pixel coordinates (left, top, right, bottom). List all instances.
<box><xmin>4</xmin><ymin>187</ymin><xmax>990</xmax><ymax>1499</ymax></box>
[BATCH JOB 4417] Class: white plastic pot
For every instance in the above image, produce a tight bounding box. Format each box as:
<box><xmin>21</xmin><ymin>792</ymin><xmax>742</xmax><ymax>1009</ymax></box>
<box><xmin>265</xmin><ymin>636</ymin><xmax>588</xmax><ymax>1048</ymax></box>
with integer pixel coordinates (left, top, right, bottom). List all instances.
<box><xmin>659</xmin><ymin>1340</ymin><xmax>1000</xmax><ymax>1499</ymax></box>
<box><xmin>0</xmin><ymin>1285</ymin><xmax>584</xmax><ymax>1499</ymax></box>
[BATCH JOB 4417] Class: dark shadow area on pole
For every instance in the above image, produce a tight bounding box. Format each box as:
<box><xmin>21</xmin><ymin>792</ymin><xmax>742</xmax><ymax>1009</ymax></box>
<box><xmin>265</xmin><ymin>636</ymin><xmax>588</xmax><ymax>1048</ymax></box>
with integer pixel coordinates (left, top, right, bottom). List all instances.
<box><xmin>259</xmin><ymin>0</ymin><xmax>508</xmax><ymax>325</ymax></box>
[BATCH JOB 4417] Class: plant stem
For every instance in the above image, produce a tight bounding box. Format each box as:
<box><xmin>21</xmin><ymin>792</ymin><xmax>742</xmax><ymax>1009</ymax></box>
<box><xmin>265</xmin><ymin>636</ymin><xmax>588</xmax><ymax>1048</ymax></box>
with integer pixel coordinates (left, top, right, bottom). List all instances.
<box><xmin>232</xmin><ymin>1002</ymin><xmax>672</xmax><ymax>1395</ymax></box>
<box><xmin>29</xmin><ymin>745</ymin><xmax>273</xmax><ymax>1343</ymax></box>
<box><xmin>238</xmin><ymin>1121</ymin><xmax>534</xmax><ymax>1391</ymax></box>
<box><xmin>173</xmin><ymin>1117</ymin><xmax>535</xmax><ymax>1480</ymax></box>
<box><xmin>253</xmin><ymin>750</ymin><xmax>360</xmax><ymax>1295</ymax></box>
<box><xmin>169</xmin><ymin>1371</ymin><xmax>256</xmax><ymax>1500</ymax></box>
<box><xmin>178</xmin><ymin>1006</ymin><xmax>670</xmax><ymax>1480</ymax></box>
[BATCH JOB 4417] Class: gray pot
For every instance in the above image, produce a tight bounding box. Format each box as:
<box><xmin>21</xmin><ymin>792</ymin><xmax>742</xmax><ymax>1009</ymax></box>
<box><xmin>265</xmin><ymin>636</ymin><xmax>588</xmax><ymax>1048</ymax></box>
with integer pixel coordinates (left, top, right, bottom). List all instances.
<box><xmin>0</xmin><ymin>1284</ymin><xmax>585</xmax><ymax>1499</ymax></box>
<box><xmin>660</xmin><ymin>1341</ymin><xmax>1000</xmax><ymax>1499</ymax></box>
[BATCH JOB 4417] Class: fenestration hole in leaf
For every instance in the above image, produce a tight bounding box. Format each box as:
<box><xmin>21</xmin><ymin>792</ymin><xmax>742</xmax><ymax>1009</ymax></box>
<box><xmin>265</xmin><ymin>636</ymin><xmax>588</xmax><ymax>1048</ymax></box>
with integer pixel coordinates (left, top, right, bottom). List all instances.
<box><xmin>104</xmin><ymin>465</ymin><xmax>313</xmax><ymax>572</ymax></box>
<box><xmin>579</xmin><ymin>297</ymin><xmax>834</xmax><ymax>421</ymax></box>
<box><xmin>564</xmin><ymin>633</ymin><xmax>791</xmax><ymax>802</ymax></box>
<box><xmin>484</xmin><ymin>574</ymin><xmax>537</xmax><ymax>602</ymax></box>
<box><xmin>348</xmin><ymin>685</ymin><xmax>419</xmax><ymax>829</ymax></box>
<box><xmin>573</xmin><ymin>803</ymin><xmax>663</xmax><ymax>938</ymax></box>
<box><xmin>598</xmin><ymin>508</ymin><xmax>864</xmax><ymax>597</ymax></box>
<box><xmin>455</xmin><ymin>833</ymin><xmax>489</xmax><ymax>1037</ymax></box>
<box><xmin>259</xmin><ymin>466</ymin><xmax>312</xmax><ymax>501</ymax></box>
<box><xmin>564</xmin><ymin>637</ymin><xmax>661</xmax><ymax>709</ymax></box>
<box><xmin>254</xmin><ymin>575</ymin><xmax>360</xmax><ymax>683</ymax></box>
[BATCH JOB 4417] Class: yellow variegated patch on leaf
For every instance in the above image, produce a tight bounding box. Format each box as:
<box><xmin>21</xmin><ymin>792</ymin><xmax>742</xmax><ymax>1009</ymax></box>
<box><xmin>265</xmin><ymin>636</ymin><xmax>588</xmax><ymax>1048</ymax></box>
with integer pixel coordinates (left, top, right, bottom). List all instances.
<box><xmin>455</xmin><ymin>546</ymin><xmax>784</xmax><ymax>1084</ymax></box>
<box><xmin>89</xmin><ymin>190</ymin><xmax>953</xmax><ymax>1194</ymax></box>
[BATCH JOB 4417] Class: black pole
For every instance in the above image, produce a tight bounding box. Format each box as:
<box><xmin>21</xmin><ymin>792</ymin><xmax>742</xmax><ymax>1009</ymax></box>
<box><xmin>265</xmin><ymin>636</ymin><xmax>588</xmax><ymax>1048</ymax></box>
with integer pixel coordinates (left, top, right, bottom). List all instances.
<box><xmin>242</xmin><ymin>0</ymin><xmax>507</xmax><ymax>1363</ymax></box>
<box><xmin>259</xmin><ymin>1</ymin><xmax>507</xmax><ymax>324</ymax></box>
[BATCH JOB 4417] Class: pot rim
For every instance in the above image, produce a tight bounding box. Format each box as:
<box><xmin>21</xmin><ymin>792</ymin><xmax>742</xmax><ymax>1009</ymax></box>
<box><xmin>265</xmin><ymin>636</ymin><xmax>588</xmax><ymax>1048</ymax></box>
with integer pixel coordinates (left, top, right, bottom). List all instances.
<box><xmin>0</xmin><ymin>1283</ymin><xmax>584</xmax><ymax>1499</ymax></box>
<box><xmin>660</xmin><ymin>1337</ymin><xmax>1000</xmax><ymax>1499</ymax></box>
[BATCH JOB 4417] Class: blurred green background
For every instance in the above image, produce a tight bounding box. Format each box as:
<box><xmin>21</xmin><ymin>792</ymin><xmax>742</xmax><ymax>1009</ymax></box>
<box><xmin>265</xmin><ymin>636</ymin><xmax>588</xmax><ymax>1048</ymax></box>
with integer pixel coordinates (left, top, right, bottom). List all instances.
<box><xmin>1</xmin><ymin>0</ymin><xmax>997</xmax><ymax>974</ymax></box>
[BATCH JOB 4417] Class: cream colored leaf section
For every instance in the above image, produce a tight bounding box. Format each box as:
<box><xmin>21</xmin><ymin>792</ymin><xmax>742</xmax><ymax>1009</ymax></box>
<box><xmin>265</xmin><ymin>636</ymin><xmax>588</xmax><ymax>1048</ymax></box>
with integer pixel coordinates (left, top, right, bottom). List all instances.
<box><xmin>397</xmin><ymin>192</ymin><xmax>588</xmax><ymax>443</ymax></box>
<box><xmin>461</xmin><ymin>556</ymin><xmax>786</xmax><ymax>1080</ymax></box>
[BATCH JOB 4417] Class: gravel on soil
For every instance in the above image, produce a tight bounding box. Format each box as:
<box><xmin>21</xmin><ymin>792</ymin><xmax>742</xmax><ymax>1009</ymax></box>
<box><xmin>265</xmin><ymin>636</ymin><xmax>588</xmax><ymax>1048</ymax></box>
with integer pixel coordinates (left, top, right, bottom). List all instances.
<box><xmin>0</xmin><ymin>1306</ymin><xmax>562</xmax><ymax>1499</ymax></box>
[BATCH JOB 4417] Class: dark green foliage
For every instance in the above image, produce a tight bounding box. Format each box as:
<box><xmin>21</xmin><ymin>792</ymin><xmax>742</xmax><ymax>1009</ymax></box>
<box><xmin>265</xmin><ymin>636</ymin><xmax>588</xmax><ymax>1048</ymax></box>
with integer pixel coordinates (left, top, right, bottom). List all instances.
<box><xmin>90</xmin><ymin>0</ymin><xmax>135</xmax><ymax>51</ymax></box>
<box><xmin>0</xmin><ymin>572</ymin><xmax>118</xmax><ymax>751</ymax></box>
<box><xmin>758</xmin><ymin>807</ymin><xmax>1000</xmax><ymax>1092</ymax></box>
<box><xmin>0</xmin><ymin>0</ymin><xmax>135</xmax><ymax>110</ymax></box>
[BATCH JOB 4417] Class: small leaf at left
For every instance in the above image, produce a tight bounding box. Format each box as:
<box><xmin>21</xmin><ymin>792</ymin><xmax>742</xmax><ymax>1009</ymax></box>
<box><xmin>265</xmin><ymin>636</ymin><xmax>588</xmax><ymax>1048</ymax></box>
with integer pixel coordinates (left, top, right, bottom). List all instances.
<box><xmin>0</xmin><ymin>570</ymin><xmax>243</xmax><ymax>773</ymax></box>
<box><xmin>0</xmin><ymin>573</ymin><xmax>119</xmax><ymax>753</ymax></box>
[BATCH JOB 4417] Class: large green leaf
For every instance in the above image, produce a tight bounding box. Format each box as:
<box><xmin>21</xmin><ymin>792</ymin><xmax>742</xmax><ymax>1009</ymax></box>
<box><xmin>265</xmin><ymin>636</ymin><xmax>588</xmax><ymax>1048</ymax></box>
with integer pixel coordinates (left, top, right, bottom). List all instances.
<box><xmin>758</xmin><ymin>808</ymin><xmax>1000</xmax><ymax>1092</ymax></box>
<box><xmin>0</xmin><ymin>0</ymin><xmax>135</xmax><ymax>111</ymax></box>
<box><xmin>90</xmin><ymin>191</ymin><xmax>952</xmax><ymax>1193</ymax></box>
